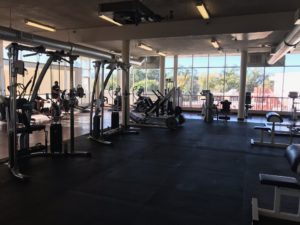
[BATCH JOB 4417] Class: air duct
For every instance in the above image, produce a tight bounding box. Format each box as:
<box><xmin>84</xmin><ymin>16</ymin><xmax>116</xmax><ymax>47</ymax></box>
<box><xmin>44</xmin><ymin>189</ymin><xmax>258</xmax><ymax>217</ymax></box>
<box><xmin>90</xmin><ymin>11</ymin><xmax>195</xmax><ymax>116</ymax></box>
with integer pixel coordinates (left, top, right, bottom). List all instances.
<box><xmin>268</xmin><ymin>10</ymin><xmax>300</xmax><ymax>65</ymax></box>
<box><xmin>0</xmin><ymin>26</ymin><xmax>113</xmax><ymax>60</ymax></box>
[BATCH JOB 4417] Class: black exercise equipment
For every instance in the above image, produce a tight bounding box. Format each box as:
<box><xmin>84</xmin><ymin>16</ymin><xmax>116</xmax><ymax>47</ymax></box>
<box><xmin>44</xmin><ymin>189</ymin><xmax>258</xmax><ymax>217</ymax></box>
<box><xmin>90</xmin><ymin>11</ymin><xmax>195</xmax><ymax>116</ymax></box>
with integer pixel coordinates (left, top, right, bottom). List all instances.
<box><xmin>252</xmin><ymin>144</ymin><xmax>300</xmax><ymax>223</ymax></box>
<box><xmin>218</xmin><ymin>100</ymin><xmax>231</xmax><ymax>122</ymax></box>
<box><xmin>5</xmin><ymin>43</ymin><xmax>91</xmax><ymax>180</ymax></box>
<box><xmin>89</xmin><ymin>60</ymin><xmax>137</xmax><ymax>145</ymax></box>
<box><xmin>130</xmin><ymin>87</ymin><xmax>185</xmax><ymax>130</ymax></box>
<box><xmin>245</xmin><ymin>91</ymin><xmax>252</xmax><ymax>119</ymax></box>
<box><xmin>132</xmin><ymin>86</ymin><xmax>153</xmax><ymax>113</ymax></box>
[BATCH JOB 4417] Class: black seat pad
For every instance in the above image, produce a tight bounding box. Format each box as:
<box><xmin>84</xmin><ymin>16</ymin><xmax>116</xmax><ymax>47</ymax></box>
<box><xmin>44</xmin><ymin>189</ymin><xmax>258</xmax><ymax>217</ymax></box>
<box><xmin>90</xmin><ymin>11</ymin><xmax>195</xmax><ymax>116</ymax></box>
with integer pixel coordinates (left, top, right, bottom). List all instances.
<box><xmin>259</xmin><ymin>173</ymin><xmax>300</xmax><ymax>190</ymax></box>
<box><xmin>254</xmin><ymin>126</ymin><xmax>270</xmax><ymax>131</ymax></box>
<box><xmin>286</xmin><ymin>144</ymin><xmax>300</xmax><ymax>173</ymax></box>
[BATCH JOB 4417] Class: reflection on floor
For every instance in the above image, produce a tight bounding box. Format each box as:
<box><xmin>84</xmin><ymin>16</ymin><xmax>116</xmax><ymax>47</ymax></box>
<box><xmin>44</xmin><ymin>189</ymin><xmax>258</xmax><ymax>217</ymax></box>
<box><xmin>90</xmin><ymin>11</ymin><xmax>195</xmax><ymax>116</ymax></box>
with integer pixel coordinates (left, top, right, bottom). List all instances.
<box><xmin>0</xmin><ymin>111</ymin><xmax>296</xmax><ymax>160</ymax></box>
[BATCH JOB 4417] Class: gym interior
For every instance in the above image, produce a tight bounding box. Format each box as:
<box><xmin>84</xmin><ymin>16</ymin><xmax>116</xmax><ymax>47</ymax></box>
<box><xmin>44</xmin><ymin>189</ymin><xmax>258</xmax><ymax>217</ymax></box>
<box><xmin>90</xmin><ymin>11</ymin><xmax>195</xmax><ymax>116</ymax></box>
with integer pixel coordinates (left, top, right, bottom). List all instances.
<box><xmin>1</xmin><ymin>1</ymin><xmax>300</xmax><ymax>225</ymax></box>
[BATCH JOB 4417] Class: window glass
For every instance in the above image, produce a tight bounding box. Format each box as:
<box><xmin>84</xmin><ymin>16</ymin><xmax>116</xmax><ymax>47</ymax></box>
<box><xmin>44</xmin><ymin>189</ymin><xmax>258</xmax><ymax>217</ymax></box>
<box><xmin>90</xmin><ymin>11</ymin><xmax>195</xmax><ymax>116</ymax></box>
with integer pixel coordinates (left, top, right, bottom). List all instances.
<box><xmin>285</xmin><ymin>54</ymin><xmax>300</xmax><ymax>66</ymax></box>
<box><xmin>146</xmin><ymin>69</ymin><xmax>159</xmax><ymax>93</ymax></box>
<box><xmin>226</xmin><ymin>55</ymin><xmax>241</xmax><ymax>67</ymax></box>
<box><xmin>209</xmin><ymin>55</ymin><xmax>225</xmax><ymax>67</ymax></box>
<box><xmin>246</xmin><ymin>67</ymin><xmax>264</xmax><ymax>110</ymax></box>
<box><xmin>132</xmin><ymin>68</ymin><xmax>146</xmax><ymax>90</ymax></box>
<box><xmin>165</xmin><ymin>56</ymin><xmax>174</xmax><ymax>68</ymax></box>
<box><xmin>178</xmin><ymin>55</ymin><xmax>193</xmax><ymax>68</ymax></box>
<box><xmin>208</xmin><ymin>68</ymin><xmax>224</xmax><ymax>95</ymax></box>
<box><xmin>165</xmin><ymin>68</ymin><xmax>174</xmax><ymax>80</ymax></box>
<box><xmin>193</xmin><ymin>68</ymin><xmax>207</xmax><ymax>94</ymax></box>
<box><xmin>177</xmin><ymin>68</ymin><xmax>192</xmax><ymax>94</ymax></box>
<box><xmin>81</xmin><ymin>57</ymin><xmax>90</xmax><ymax>69</ymax></box>
<box><xmin>224</xmin><ymin>68</ymin><xmax>240</xmax><ymax>96</ymax></box>
<box><xmin>193</xmin><ymin>55</ymin><xmax>208</xmax><ymax>67</ymax></box>
<box><xmin>282</xmin><ymin>67</ymin><xmax>300</xmax><ymax>111</ymax></box>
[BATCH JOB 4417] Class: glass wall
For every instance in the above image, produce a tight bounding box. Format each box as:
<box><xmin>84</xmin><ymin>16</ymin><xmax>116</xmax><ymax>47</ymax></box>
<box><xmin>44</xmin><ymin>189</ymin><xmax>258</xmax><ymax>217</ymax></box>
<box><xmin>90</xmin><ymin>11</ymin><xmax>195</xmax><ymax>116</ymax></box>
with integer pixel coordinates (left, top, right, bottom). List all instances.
<box><xmin>175</xmin><ymin>54</ymin><xmax>241</xmax><ymax>109</ymax></box>
<box><xmin>130</xmin><ymin>57</ymin><xmax>160</xmax><ymax>103</ymax></box>
<box><xmin>129</xmin><ymin>53</ymin><xmax>300</xmax><ymax>112</ymax></box>
<box><xmin>1</xmin><ymin>41</ymin><xmax>95</xmax><ymax>106</ymax></box>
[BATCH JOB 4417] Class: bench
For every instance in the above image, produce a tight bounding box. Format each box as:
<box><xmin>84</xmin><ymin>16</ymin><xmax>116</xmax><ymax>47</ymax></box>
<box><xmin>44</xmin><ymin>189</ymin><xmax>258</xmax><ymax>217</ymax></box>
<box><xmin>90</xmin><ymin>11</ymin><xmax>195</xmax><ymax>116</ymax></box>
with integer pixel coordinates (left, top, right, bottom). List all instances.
<box><xmin>252</xmin><ymin>144</ymin><xmax>300</xmax><ymax>223</ymax></box>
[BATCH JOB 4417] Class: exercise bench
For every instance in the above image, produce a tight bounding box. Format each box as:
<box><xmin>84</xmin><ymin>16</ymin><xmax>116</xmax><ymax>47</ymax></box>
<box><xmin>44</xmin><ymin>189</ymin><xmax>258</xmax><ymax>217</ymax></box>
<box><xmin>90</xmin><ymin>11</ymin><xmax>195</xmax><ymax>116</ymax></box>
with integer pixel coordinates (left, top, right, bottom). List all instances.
<box><xmin>251</xmin><ymin>112</ymin><xmax>288</xmax><ymax>148</ymax></box>
<box><xmin>252</xmin><ymin>144</ymin><xmax>300</xmax><ymax>224</ymax></box>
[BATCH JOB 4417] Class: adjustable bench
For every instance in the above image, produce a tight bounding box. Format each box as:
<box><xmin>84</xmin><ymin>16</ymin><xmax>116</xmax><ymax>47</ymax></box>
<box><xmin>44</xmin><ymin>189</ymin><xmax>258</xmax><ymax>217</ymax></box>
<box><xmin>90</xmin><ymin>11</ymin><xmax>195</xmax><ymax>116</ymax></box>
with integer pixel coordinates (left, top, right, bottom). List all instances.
<box><xmin>251</xmin><ymin>112</ymin><xmax>288</xmax><ymax>148</ymax></box>
<box><xmin>252</xmin><ymin>144</ymin><xmax>300</xmax><ymax>224</ymax></box>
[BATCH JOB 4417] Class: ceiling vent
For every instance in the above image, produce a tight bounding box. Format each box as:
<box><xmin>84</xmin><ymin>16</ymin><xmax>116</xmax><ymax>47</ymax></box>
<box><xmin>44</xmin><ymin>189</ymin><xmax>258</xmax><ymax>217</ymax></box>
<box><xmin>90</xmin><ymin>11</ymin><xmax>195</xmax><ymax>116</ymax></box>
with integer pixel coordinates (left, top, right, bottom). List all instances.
<box><xmin>248</xmin><ymin>53</ymin><xmax>285</xmax><ymax>67</ymax></box>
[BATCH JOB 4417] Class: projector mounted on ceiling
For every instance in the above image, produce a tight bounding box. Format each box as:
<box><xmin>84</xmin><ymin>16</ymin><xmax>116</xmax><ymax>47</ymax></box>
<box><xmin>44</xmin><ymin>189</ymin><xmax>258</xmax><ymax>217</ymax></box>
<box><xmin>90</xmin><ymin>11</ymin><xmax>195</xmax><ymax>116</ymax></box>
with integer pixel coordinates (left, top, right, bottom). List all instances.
<box><xmin>98</xmin><ymin>0</ymin><xmax>163</xmax><ymax>26</ymax></box>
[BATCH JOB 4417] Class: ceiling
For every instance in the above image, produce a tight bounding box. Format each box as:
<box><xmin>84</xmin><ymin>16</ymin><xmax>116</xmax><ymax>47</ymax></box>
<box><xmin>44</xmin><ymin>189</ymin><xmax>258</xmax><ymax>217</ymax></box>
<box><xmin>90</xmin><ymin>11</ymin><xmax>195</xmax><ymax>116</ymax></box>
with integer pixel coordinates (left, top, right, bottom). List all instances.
<box><xmin>0</xmin><ymin>0</ymin><xmax>299</xmax><ymax>57</ymax></box>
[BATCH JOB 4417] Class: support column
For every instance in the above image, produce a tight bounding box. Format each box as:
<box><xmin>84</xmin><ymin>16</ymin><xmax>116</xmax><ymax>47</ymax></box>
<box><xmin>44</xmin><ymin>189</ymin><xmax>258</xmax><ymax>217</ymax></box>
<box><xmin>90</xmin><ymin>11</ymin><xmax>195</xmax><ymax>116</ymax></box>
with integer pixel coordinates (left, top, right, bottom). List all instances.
<box><xmin>173</xmin><ymin>55</ymin><xmax>178</xmax><ymax>88</ymax></box>
<box><xmin>159</xmin><ymin>56</ymin><xmax>165</xmax><ymax>93</ymax></box>
<box><xmin>121</xmin><ymin>40</ymin><xmax>130</xmax><ymax>127</ymax></box>
<box><xmin>238</xmin><ymin>50</ymin><xmax>248</xmax><ymax>121</ymax></box>
<box><xmin>69</xmin><ymin>57</ymin><xmax>75</xmax><ymax>153</ymax></box>
<box><xmin>0</xmin><ymin>40</ymin><xmax>5</xmax><ymax>95</ymax></box>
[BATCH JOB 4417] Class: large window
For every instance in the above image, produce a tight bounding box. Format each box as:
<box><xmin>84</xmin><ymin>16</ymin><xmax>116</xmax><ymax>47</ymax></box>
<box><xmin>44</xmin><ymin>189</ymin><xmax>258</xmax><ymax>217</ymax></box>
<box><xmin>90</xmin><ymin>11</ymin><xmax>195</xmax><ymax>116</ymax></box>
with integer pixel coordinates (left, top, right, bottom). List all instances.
<box><xmin>1</xmin><ymin>41</ymin><xmax>94</xmax><ymax>100</ymax></box>
<box><xmin>130</xmin><ymin>57</ymin><xmax>160</xmax><ymax>101</ymax></box>
<box><xmin>174</xmin><ymin>54</ymin><xmax>241</xmax><ymax>108</ymax></box>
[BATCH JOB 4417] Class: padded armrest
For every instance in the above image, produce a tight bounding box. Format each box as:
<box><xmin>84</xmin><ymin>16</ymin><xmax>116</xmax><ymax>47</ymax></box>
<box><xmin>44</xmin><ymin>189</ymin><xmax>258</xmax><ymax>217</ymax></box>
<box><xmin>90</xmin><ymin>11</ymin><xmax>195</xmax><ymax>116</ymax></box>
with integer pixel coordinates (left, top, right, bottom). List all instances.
<box><xmin>259</xmin><ymin>173</ymin><xmax>300</xmax><ymax>189</ymax></box>
<box><xmin>254</xmin><ymin>126</ymin><xmax>270</xmax><ymax>131</ymax></box>
<box><xmin>286</xmin><ymin>144</ymin><xmax>300</xmax><ymax>173</ymax></box>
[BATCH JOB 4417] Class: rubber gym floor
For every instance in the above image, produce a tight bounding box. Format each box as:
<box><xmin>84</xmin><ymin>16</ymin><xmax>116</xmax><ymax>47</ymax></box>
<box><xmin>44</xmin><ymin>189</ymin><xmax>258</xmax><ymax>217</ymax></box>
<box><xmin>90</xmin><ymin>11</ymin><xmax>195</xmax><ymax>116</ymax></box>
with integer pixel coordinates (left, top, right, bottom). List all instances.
<box><xmin>0</xmin><ymin>119</ymin><xmax>299</xmax><ymax>225</ymax></box>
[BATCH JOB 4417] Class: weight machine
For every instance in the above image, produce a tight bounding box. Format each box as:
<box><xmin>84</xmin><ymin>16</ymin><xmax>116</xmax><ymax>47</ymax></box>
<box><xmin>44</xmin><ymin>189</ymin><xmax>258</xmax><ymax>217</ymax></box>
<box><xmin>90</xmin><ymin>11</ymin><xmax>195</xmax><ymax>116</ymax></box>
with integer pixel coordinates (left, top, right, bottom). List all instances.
<box><xmin>201</xmin><ymin>90</ymin><xmax>217</xmax><ymax>123</ymax></box>
<box><xmin>5</xmin><ymin>43</ymin><xmax>91</xmax><ymax>180</ymax></box>
<box><xmin>89</xmin><ymin>59</ymin><xmax>137</xmax><ymax>145</ymax></box>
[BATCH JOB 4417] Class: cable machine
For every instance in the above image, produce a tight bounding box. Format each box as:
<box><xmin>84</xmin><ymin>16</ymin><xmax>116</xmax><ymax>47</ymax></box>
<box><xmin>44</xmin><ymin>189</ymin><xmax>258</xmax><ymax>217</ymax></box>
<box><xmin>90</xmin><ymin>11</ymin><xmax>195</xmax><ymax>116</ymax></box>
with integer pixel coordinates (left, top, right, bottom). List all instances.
<box><xmin>6</xmin><ymin>43</ymin><xmax>91</xmax><ymax>180</ymax></box>
<box><xmin>89</xmin><ymin>59</ymin><xmax>137</xmax><ymax>145</ymax></box>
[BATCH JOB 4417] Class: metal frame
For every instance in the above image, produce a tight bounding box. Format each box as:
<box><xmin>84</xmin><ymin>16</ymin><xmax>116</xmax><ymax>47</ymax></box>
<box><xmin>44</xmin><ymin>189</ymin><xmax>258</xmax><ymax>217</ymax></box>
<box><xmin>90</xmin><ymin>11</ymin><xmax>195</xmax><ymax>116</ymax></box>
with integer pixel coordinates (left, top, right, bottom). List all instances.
<box><xmin>88</xmin><ymin>59</ymin><xmax>137</xmax><ymax>145</ymax></box>
<box><xmin>251</xmin><ymin>121</ymin><xmax>293</xmax><ymax>149</ymax></box>
<box><xmin>6</xmin><ymin>43</ymin><xmax>91</xmax><ymax>180</ymax></box>
<box><xmin>252</xmin><ymin>186</ymin><xmax>300</xmax><ymax>223</ymax></box>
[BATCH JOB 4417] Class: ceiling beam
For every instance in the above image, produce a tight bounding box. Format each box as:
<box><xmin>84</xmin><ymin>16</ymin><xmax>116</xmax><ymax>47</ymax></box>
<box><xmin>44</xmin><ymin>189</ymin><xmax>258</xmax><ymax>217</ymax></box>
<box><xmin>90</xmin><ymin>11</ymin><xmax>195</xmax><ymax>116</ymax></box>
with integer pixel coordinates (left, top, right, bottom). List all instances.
<box><xmin>69</xmin><ymin>11</ymin><xmax>294</xmax><ymax>42</ymax></box>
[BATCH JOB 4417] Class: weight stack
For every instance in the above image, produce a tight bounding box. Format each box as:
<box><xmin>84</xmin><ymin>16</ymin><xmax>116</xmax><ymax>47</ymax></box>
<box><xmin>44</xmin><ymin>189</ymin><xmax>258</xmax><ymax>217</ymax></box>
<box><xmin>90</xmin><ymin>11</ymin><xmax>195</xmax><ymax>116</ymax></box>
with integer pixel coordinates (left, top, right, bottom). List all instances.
<box><xmin>111</xmin><ymin>111</ymin><xmax>119</xmax><ymax>129</ymax></box>
<box><xmin>93</xmin><ymin>115</ymin><xmax>101</xmax><ymax>138</ymax></box>
<box><xmin>50</xmin><ymin>123</ymin><xmax>62</xmax><ymax>153</ymax></box>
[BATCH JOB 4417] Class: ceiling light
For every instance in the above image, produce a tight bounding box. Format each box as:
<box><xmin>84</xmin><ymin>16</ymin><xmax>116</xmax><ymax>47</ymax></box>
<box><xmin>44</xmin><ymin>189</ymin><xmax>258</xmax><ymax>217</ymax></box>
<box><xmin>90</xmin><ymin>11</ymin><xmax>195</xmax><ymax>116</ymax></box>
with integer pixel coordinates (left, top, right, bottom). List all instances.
<box><xmin>137</xmin><ymin>43</ymin><xmax>153</xmax><ymax>51</ymax></box>
<box><xmin>157</xmin><ymin>51</ymin><xmax>166</xmax><ymax>57</ymax></box>
<box><xmin>211</xmin><ymin>38</ymin><xmax>220</xmax><ymax>49</ymax></box>
<box><xmin>24</xmin><ymin>19</ymin><xmax>56</xmax><ymax>32</ymax></box>
<box><xmin>196</xmin><ymin>1</ymin><xmax>210</xmax><ymax>20</ymax></box>
<box><xmin>99</xmin><ymin>15</ymin><xmax>123</xmax><ymax>26</ymax></box>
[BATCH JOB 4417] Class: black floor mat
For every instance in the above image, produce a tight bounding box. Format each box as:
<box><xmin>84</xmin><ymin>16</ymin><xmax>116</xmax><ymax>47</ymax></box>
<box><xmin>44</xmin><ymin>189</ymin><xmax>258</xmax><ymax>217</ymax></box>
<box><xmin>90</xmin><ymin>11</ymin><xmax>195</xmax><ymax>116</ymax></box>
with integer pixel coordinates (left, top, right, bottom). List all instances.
<box><xmin>0</xmin><ymin>119</ymin><xmax>299</xmax><ymax>225</ymax></box>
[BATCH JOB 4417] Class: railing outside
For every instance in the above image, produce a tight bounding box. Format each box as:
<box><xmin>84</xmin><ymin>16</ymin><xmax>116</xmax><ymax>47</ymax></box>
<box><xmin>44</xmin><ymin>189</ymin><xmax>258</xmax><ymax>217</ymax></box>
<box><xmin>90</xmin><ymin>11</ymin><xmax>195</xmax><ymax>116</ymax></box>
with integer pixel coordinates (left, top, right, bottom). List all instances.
<box><xmin>181</xmin><ymin>95</ymin><xmax>300</xmax><ymax>113</ymax></box>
